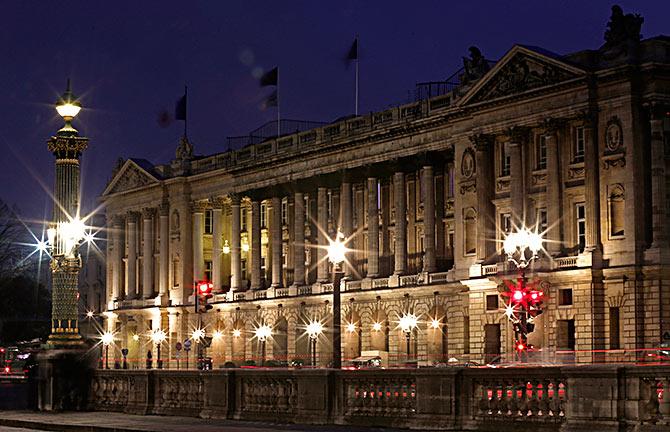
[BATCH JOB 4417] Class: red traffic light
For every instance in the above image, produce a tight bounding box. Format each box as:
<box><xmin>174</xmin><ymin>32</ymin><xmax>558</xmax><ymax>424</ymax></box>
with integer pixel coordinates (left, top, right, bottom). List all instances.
<box><xmin>512</xmin><ymin>290</ymin><xmax>524</xmax><ymax>302</ymax></box>
<box><xmin>516</xmin><ymin>341</ymin><xmax>526</xmax><ymax>352</ymax></box>
<box><xmin>197</xmin><ymin>281</ymin><xmax>213</xmax><ymax>295</ymax></box>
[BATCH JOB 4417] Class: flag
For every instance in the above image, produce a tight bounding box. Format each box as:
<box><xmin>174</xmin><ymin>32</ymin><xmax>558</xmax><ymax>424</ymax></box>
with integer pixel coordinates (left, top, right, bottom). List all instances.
<box><xmin>262</xmin><ymin>90</ymin><xmax>278</xmax><ymax>110</ymax></box>
<box><xmin>175</xmin><ymin>92</ymin><xmax>187</xmax><ymax>121</ymax></box>
<box><xmin>260</xmin><ymin>67</ymin><xmax>278</xmax><ymax>87</ymax></box>
<box><xmin>347</xmin><ymin>37</ymin><xmax>358</xmax><ymax>61</ymax></box>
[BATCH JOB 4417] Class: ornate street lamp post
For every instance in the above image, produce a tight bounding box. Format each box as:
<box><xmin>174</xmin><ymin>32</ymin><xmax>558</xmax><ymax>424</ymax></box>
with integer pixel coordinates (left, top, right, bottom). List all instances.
<box><xmin>502</xmin><ymin>227</ymin><xmax>544</xmax><ymax>360</ymax></box>
<box><xmin>46</xmin><ymin>80</ymin><xmax>89</xmax><ymax>348</ymax></box>
<box><xmin>151</xmin><ymin>329</ymin><xmax>167</xmax><ymax>369</ymax></box>
<box><xmin>306</xmin><ymin>321</ymin><xmax>323</xmax><ymax>367</ymax></box>
<box><xmin>399</xmin><ymin>312</ymin><xmax>418</xmax><ymax>363</ymax></box>
<box><xmin>254</xmin><ymin>324</ymin><xmax>272</xmax><ymax>365</ymax></box>
<box><xmin>326</xmin><ymin>231</ymin><xmax>347</xmax><ymax>369</ymax></box>
<box><xmin>100</xmin><ymin>332</ymin><xmax>114</xmax><ymax>369</ymax></box>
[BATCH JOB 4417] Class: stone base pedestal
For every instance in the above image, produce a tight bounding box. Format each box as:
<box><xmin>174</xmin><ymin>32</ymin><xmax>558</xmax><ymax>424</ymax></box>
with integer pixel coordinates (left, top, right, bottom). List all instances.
<box><xmin>388</xmin><ymin>274</ymin><xmax>401</xmax><ymax>288</ymax></box>
<box><xmin>38</xmin><ymin>348</ymin><xmax>95</xmax><ymax>412</ymax></box>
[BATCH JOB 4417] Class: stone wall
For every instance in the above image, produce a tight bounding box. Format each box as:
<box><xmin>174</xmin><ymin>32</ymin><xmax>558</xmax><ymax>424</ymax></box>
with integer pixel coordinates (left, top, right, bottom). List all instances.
<box><xmin>89</xmin><ymin>366</ymin><xmax>670</xmax><ymax>431</ymax></box>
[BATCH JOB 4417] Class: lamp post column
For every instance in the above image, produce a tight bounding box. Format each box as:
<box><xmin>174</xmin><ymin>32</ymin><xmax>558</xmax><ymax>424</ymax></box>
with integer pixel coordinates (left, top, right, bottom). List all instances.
<box><xmin>47</xmin><ymin>81</ymin><xmax>88</xmax><ymax>347</ymax></box>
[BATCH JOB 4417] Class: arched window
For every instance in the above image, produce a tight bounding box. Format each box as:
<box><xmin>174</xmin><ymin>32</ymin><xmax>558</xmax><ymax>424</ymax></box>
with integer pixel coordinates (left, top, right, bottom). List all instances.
<box><xmin>464</xmin><ymin>209</ymin><xmax>477</xmax><ymax>255</ymax></box>
<box><xmin>609</xmin><ymin>185</ymin><xmax>625</xmax><ymax>238</ymax></box>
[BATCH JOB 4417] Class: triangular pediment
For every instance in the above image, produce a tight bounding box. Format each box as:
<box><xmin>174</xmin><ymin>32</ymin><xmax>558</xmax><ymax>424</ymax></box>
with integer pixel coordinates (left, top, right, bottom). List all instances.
<box><xmin>458</xmin><ymin>45</ymin><xmax>587</xmax><ymax>106</ymax></box>
<box><xmin>102</xmin><ymin>159</ymin><xmax>160</xmax><ymax>196</ymax></box>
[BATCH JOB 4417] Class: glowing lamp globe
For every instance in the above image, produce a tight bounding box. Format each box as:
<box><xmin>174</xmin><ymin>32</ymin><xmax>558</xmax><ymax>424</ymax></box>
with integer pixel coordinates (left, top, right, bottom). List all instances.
<box><xmin>306</xmin><ymin>321</ymin><xmax>324</xmax><ymax>339</ymax></box>
<box><xmin>100</xmin><ymin>332</ymin><xmax>114</xmax><ymax>346</ymax></box>
<box><xmin>327</xmin><ymin>231</ymin><xmax>347</xmax><ymax>265</ymax></box>
<box><xmin>399</xmin><ymin>313</ymin><xmax>418</xmax><ymax>333</ymax></box>
<box><xmin>346</xmin><ymin>323</ymin><xmax>356</xmax><ymax>333</ymax></box>
<box><xmin>192</xmin><ymin>328</ymin><xmax>205</xmax><ymax>341</ymax></box>
<box><xmin>254</xmin><ymin>324</ymin><xmax>272</xmax><ymax>341</ymax></box>
<box><xmin>55</xmin><ymin>81</ymin><xmax>82</xmax><ymax>120</ymax></box>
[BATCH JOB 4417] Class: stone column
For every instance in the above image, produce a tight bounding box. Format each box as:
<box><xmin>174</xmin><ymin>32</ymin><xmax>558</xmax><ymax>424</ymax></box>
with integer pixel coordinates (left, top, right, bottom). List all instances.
<box><xmin>317</xmin><ymin>187</ymin><xmax>329</xmax><ymax>282</ymax></box>
<box><xmin>508</xmin><ymin>132</ymin><xmax>524</xmax><ymax>225</ymax></box>
<box><xmin>142</xmin><ymin>207</ymin><xmax>155</xmax><ymax>299</ymax></box>
<box><xmin>158</xmin><ymin>203</ymin><xmax>169</xmax><ymax>298</ymax></box>
<box><xmin>211</xmin><ymin>198</ymin><xmax>224</xmax><ymax>293</ymax></box>
<box><xmin>250</xmin><ymin>199</ymin><xmax>262</xmax><ymax>289</ymax></box>
<box><xmin>583</xmin><ymin>116</ymin><xmax>601</xmax><ymax>252</ymax></box>
<box><xmin>293</xmin><ymin>192</ymin><xmax>306</xmax><ymax>286</ymax></box>
<box><xmin>421</xmin><ymin>166</ymin><xmax>436</xmax><ymax>273</ymax></box>
<box><xmin>473</xmin><ymin>134</ymin><xmax>495</xmax><ymax>262</ymax></box>
<box><xmin>271</xmin><ymin>196</ymin><xmax>283</xmax><ymax>287</ymax></box>
<box><xmin>544</xmin><ymin>122</ymin><xmax>562</xmax><ymax>256</ymax></box>
<box><xmin>111</xmin><ymin>215</ymin><xmax>124</xmax><ymax>301</ymax></box>
<box><xmin>126</xmin><ymin>211</ymin><xmax>138</xmax><ymax>300</ymax></box>
<box><xmin>649</xmin><ymin>106</ymin><xmax>668</xmax><ymax>249</ymax></box>
<box><xmin>393</xmin><ymin>171</ymin><xmax>407</xmax><ymax>275</ymax></box>
<box><xmin>340</xmin><ymin>181</ymin><xmax>354</xmax><ymax>279</ymax></box>
<box><xmin>367</xmin><ymin>178</ymin><xmax>379</xmax><ymax>278</ymax></box>
<box><xmin>192</xmin><ymin>201</ymin><xmax>206</xmax><ymax>282</ymax></box>
<box><xmin>230</xmin><ymin>194</ymin><xmax>242</xmax><ymax>291</ymax></box>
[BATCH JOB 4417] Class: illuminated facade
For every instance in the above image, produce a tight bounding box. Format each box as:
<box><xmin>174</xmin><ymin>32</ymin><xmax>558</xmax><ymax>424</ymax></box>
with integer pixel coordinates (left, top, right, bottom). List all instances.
<box><xmin>101</xmin><ymin>32</ymin><xmax>670</xmax><ymax>367</ymax></box>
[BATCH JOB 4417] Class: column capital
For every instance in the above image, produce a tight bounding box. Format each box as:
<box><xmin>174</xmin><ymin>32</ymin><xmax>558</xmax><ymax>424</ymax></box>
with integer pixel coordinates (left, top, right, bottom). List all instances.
<box><xmin>540</xmin><ymin>117</ymin><xmax>568</xmax><ymax>135</ymax></box>
<box><xmin>210</xmin><ymin>196</ymin><xmax>226</xmax><ymax>209</ymax></box>
<box><xmin>574</xmin><ymin>109</ymin><xmax>598</xmax><ymax>128</ymax></box>
<box><xmin>503</xmin><ymin>126</ymin><xmax>531</xmax><ymax>143</ymax></box>
<box><xmin>469</xmin><ymin>133</ymin><xmax>495</xmax><ymax>151</ymax></box>
<box><xmin>191</xmin><ymin>200</ymin><xmax>208</xmax><ymax>213</ymax></box>
<box><xmin>110</xmin><ymin>214</ymin><xmax>125</xmax><ymax>227</ymax></box>
<box><xmin>126</xmin><ymin>211</ymin><xmax>140</xmax><ymax>224</ymax></box>
<box><xmin>141</xmin><ymin>207</ymin><xmax>156</xmax><ymax>220</ymax></box>
<box><xmin>229</xmin><ymin>193</ymin><xmax>241</xmax><ymax>206</ymax></box>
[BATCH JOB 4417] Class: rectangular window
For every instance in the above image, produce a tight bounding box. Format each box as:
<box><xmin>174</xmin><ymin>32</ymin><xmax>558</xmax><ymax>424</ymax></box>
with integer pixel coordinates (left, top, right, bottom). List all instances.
<box><xmin>501</xmin><ymin>142</ymin><xmax>511</xmax><ymax>176</ymax></box>
<box><xmin>204</xmin><ymin>260</ymin><xmax>212</xmax><ymax>282</ymax></box>
<box><xmin>537</xmin><ymin>135</ymin><xmax>547</xmax><ymax>170</ymax></box>
<box><xmin>574</xmin><ymin>127</ymin><xmax>585</xmax><ymax>163</ymax></box>
<box><xmin>486</xmin><ymin>294</ymin><xmax>499</xmax><ymax>311</ymax></box>
<box><xmin>241</xmin><ymin>207</ymin><xmax>247</xmax><ymax>232</ymax></box>
<box><xmin>241</xmin><ymin>259</ymin><xmax>247</xmax><ymax>280</ymax></box>
<box><xmin>327</xmin><ymin>191</ymin><xmax>333</xmax><ymax>220</ymax></box>
<box><xmin>537</xmin><ymin>208</ymin><xmax>548</xmax><ymax>234</ymax></box>
<box><xmin>204</xmin><ymin>209</ymin><xmax>213</xmax><ymax>234</ymax></box>
<box><xmin>500</xmin><ymin>213</ymin><xmax>512</xmax><ymax>237</ymax></box>
<box><xmin>576</xmin><ymin>203</ymin><xmax>586</xmax><ymax>252</ymax></box>
<box><xmin>281</xmin><ymin>198</ymin><xmax>288</xmax><ymax>226</ymax></box>
<box><xmin>559</xmin><ymin>288</ymin><xmax>573</xmax><ymax>306</ymax></box>
<box><xmin>557</xmin><ymin>320</ymin><xmax>576</xmax><ymax>350</ymax></box>
<box><xmin>260</xmin><ymin>203</ymin><xmax>267</xmax><ymax>228</ymax></box>
<box><xmin>609</xmin><ymin>307</ymin><xmax>620</xmax><ymax>350</ymax></box>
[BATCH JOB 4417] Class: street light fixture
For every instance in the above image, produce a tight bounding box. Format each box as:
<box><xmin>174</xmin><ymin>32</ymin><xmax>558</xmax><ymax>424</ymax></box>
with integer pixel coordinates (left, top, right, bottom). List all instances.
<box><xmin>306</xmin><ymin>320</ymin><xmax>324</xmax><ymax>367</ymax></box>
<box><xmin>100</xmin><ymin>331</ymin><xmax>114</xmax><ymax>369</ymax></box>
<box><xmin>502</xmin><ymin>227</ymin><xmax>544</xmax><ymax>361</ymax></box>
<box><xmin>326</xmin><ymin>231</ymin><xmax>348</xmax><ymax>369</ymax></box>
<box><xmin>150</xmin><ymin>329</ymin><xmax>167</xmax><ymax>369</ymax></box>
<box><xmin>254</xmin><ymin>324</ymin><xmax>272</xmax><ymax>364</ymax></box>
<box><xmin>399</xmin><ymin>313</ymin><xmax>418</xmax><ymax>362</ymax></box>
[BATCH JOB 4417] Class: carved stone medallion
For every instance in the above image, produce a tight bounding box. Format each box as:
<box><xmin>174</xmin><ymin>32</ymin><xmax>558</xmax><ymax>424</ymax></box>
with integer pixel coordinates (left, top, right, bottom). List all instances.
<box><xmin>605</xmin><ymin>117</ymin><xmax>623</xmax><ymax>152</ymax></box>
<box><xmin>461</xmin><ymin>148</ymin><xmax>475</xmax><ymax>179</ymax></box>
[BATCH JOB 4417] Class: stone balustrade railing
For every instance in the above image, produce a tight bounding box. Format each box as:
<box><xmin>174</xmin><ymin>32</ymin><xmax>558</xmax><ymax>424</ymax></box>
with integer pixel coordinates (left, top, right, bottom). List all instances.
<box><xmin>89</xmin><ymin>366</ymin><xmax>670</xmax><ymax>431</ymax></box>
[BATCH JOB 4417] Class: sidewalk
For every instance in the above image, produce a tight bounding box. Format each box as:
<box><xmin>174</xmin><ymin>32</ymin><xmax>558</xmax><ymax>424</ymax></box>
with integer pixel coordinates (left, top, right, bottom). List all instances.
<box><xmin>0</xmin><ymin>411</ymin><xmax>411</xmax><ymax>432</ymax></box>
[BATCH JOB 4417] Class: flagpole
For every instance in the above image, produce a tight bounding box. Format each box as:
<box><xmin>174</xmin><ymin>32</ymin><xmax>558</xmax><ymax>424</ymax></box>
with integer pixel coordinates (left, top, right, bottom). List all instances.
<box><xmin>355</xmin><ymin>57</ymin><xmax>359</xmax><ymax>116</ymax></box>
<box><xmin>276</xmin><ymin>80</ymin><xmax>281</xmax><ymax>137</ymax></box>
<box><xmin>184</xmin><ymin>85</ymin><xmax>188</xmax><ymax>138</ymax></box>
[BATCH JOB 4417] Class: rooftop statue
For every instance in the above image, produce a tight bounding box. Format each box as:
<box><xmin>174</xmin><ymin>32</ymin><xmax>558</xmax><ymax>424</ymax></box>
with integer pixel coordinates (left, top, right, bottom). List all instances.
<box><xmin>602</xmin><ymin>5</ymin><xmax>643</xmax><ymax>60</ymax></box>
<box><xmin>460</xmin><ymin>46</ymin><xmax>490</xmax><ymax>85</ymax></box>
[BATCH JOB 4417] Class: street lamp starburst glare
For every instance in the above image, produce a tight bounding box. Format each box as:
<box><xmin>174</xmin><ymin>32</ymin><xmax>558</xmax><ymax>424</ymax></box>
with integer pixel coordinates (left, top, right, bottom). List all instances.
<box><xmin>306</xmin><ymin>320</ymin><xmax>324</xmax><ymax>339</ymax></box>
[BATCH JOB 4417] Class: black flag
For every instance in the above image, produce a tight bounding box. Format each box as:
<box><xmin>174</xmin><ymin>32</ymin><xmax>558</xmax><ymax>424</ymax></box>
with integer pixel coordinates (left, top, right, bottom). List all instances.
<box><xmin>347</xmin><ymin>38</ymin><xmax>358</xmax><ymax>61</ymax></box>
<box><xmin>175</xmin><ymin>92</ymin><xmax>187</xmax><ymax>121</ymax></box>
<box><xmin>259</xmin><ymin>67</ymin><xmax>278</xmax><ymax>87</ymax></box>
<box><xmin>262</xmin><ymin>90</ymin><xmax>278</xmax><ymax>110</ymax></box>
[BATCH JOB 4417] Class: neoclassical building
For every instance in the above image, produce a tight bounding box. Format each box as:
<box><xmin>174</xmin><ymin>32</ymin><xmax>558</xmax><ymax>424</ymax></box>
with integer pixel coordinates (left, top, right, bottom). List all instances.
<box><xmin>101</xmin><ymin>15</ymin><xmax>670</xmax><ymax>367</ymax></box>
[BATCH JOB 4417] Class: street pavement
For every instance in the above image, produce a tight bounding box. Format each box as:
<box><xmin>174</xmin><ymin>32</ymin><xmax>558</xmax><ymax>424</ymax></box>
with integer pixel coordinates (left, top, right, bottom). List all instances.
<box><xmin>0</xmin><ymin>411</ymin><xmax>412</xmax><ymax>432</ymax></box>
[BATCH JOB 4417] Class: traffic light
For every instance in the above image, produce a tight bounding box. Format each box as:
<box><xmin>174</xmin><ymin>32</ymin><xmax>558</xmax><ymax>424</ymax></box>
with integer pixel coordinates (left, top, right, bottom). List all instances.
<box><xmin>196</xmin><ymin>281</ymin><xmax>214</xmax><ymax>314</ymax></box>
<box><xmin>516</xmin><ymin>340</ymin><xmax>527</xmax><ymax>353</ymax></box>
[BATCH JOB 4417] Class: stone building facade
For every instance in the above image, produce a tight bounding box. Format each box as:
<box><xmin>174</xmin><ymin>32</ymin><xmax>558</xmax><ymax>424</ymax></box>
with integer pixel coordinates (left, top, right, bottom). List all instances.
<box><xmin>101</xmin><ymin>23</ymin><xmax>670</xmax><ymax>367</ymax></box>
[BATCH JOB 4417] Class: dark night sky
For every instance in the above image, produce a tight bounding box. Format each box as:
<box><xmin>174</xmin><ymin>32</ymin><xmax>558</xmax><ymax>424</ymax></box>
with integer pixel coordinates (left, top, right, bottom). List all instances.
<box><xmin>1</xmin><ymin>1</ymin><xmax>668</xmax><ymax>224</ymax></box>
